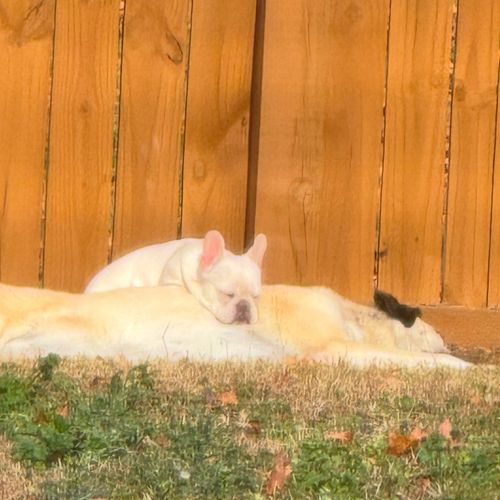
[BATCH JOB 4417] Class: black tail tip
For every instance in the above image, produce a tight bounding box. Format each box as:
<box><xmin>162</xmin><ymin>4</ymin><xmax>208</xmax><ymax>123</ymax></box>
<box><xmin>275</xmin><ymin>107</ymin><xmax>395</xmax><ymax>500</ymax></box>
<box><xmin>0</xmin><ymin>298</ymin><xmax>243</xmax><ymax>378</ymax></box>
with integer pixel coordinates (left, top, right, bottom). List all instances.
<box><xmin>374</xmin><ymin>289</ymin><xmax>421</xmax><ymax>328</ymax></box>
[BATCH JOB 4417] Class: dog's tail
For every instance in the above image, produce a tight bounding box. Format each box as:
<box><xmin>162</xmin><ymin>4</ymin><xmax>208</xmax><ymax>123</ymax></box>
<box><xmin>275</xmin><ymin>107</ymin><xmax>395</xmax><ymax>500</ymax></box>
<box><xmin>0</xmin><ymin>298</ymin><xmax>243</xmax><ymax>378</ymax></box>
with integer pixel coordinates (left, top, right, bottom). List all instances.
<box><xmin>374</xmin><ymin>290</ymin><xmax>421</xmax><ymax>328</ymax></box>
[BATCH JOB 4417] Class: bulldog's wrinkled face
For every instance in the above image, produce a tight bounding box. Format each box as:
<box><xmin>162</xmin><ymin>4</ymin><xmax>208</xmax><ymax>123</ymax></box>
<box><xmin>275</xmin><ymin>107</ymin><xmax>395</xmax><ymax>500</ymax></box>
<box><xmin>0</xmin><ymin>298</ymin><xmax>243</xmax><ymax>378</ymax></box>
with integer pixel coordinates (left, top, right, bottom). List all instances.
<box><xmin>197</xmin><ymin>232</ymin><xmax>267</xmax><ymax>324</ymax></box>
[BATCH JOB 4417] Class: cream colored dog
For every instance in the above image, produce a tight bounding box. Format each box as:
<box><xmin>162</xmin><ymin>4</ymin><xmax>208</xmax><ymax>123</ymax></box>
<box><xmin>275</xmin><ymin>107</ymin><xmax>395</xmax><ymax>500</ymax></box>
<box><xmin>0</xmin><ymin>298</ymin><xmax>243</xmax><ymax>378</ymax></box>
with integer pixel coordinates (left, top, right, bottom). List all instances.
<box><xmin>0</xmin><ymin>282</ymin><xmax>469</xmax><ymax>368</ymax></box>
<box><xmin>85</xmin><ymin>231</ymin><xmax>267</xmax><ymax>325</ymax></box>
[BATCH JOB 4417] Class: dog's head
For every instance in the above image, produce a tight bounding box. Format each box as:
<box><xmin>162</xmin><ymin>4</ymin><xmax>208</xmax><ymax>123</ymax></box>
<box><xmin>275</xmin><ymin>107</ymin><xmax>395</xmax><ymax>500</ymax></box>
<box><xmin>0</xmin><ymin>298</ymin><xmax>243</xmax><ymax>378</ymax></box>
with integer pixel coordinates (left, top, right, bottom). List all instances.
<box><xmin>393</xmin><ymin>317</ymin><xmax>450</xmax><ymax>354</ymax></box>
<box><xmin>197</xmin><ymin>230</ymin><xmax>267</xmax><ymax>324</ymax></box>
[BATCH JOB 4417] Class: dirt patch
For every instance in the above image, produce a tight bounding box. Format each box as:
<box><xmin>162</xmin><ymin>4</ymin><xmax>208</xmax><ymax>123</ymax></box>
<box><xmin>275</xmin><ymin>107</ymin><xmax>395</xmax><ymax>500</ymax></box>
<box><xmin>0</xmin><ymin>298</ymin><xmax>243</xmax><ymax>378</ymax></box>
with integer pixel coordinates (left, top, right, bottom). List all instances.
<box><xmin>448</xmin><ymin>345</ymin><xmax>500</xmax><ymax>365</ymax></box>
<box><xmin>422</xmin><ymin>306</ymin><xmax>500</xmax><ymax>349</ymax></box>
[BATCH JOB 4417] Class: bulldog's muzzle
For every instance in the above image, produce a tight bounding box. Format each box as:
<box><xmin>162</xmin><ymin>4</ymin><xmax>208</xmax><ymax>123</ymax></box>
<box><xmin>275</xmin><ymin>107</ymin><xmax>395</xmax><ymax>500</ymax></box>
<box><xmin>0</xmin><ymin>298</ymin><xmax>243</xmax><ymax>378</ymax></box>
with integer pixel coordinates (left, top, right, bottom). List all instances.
<box><xmin>234</xmin><ymin>299</ymin><xmax>251</xmax><ymax>324</ymax></box>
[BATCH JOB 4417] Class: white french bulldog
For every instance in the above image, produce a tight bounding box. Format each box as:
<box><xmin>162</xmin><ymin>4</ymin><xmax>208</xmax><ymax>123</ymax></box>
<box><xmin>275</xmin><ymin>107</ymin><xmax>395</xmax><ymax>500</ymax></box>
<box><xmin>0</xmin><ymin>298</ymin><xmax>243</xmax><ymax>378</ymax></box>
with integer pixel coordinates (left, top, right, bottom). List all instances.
<box><xmin>85</xmin><ymin>230</ymin><xmax>267</xmax><ymax>325</ymax></box>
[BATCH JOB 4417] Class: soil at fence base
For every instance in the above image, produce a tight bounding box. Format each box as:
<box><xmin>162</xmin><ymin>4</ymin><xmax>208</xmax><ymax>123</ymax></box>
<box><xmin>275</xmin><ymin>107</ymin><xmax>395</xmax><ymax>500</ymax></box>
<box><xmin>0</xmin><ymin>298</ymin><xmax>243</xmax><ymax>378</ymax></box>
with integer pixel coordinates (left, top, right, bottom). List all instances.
<box><xmin>421</xmin><ymin>306</ymin><xmax>500</xmax><ymax>365</ymax></box>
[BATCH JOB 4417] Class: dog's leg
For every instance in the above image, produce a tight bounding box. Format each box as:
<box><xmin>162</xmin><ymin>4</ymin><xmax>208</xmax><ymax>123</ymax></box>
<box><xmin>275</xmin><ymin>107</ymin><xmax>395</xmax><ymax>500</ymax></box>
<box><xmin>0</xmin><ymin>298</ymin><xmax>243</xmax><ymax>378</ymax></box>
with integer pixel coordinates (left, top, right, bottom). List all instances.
<box><xmin>312</xmin><ymin>340</ymin><xmax>471</xmax><ymax>369</ymax></box>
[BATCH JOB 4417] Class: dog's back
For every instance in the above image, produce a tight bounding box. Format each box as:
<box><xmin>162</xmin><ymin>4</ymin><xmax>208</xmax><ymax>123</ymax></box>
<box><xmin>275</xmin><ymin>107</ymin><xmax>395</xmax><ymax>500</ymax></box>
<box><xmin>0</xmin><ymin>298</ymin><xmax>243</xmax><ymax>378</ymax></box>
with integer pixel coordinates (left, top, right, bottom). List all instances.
<box><xmin>84</xmin><ymin>239</ymin><xmax>197</xmax><ymax>293</ymax></box>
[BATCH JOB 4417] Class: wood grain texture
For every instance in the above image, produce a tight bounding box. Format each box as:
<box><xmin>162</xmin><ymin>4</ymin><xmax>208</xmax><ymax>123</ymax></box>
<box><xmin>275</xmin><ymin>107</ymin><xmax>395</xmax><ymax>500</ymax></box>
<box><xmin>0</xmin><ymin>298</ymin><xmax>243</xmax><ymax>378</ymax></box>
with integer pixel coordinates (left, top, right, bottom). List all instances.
<box><xmin>444</xmin><ymin>0</ymin><xmax>500</xmax><ymax>306</ymax></box>
<box><xmin>378</xmin><ymin>0</ymin><xmax>454</xmax><ymax>304</ymax></box>
<box><xmin>487</xmin><ymin>66</ymin><xmax>500</xmax><ymax>307</ymax></box>
<box><xmin>0</xmin><ymin>0</ymin><xmax>55</xmax><ymax>286</ymax></box>
<box><xmin>181</xmin><ymin>0</ymin><xmax>257</xmax><ymax>252</ymax></box>
<box><xmin>255</xmin><ymin>0</ymin><xmax>389</xmax><ymax>301</ymax></box>
<box><xmin>44</xmin><ymin>0</ymin><xmax>120</xmax><ymax>292</ymax></box>
<box><xmin>112</xmin><ymin>0</ymin><xmax>191</xmax><ymax>259</ymax></box>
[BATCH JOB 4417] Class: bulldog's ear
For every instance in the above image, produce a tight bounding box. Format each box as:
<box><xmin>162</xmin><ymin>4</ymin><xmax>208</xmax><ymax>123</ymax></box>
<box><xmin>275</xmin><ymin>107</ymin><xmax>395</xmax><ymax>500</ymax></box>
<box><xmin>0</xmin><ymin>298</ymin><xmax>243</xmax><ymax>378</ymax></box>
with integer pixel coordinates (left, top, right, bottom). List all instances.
<box><xmin>246</xmin><ymin>233</ymin><xmax>267</xmax><ymax>267</ymax></box>
<box><xmin>200</xmin><ymin>230</ymin><xmax>225</xmax><ymax>271</ymax></box>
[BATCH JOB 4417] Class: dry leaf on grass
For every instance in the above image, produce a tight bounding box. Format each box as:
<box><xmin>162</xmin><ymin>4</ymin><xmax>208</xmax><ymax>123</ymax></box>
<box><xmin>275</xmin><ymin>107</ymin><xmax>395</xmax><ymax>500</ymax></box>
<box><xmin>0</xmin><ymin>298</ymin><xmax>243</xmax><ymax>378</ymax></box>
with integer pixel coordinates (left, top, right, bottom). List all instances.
<box><xmin>409</xmin><ymin>426</ymin><xmax>429</xmax><ymax>442</ymax></box>
<box><xmin>273</xmin><ymin>367</ymin><xmax>291</xmax><ymax>386</ymax></box>
<box><xmin>34</xmin><ymin>410</ymin><xmax>49</xmax><ymax>424</ymax></box>
<box><xmin>154</xmin><ymin>434</ymin><xmax>171</xmax><ymax>448</ymax></box>
<box><xmin>57</xmin><ymin>403</ymin><xmax>70</xmax><ymax>418</ymax></box>
<box><xmin>417</xmin><ymin>476</ymin><xmax>431</xmax><ymax>492</ymax></box>
<box><xmin>218</xmin><ymin>389</ymin><xmax>238</xmax><ymax>405</ymax></box>
<box><xmin>438</xmin><ymin>417</ymin><xmax>460</xmax><ymax>447</ymax></box>
<box><xmin>387</xmin><ymin>426</ymin><xmax>428</xmax><ymax>456</ymax></box>
<box><xmin>246</xmin><ymin>419</ymin><xmax>262</xmax><ymax>435</ymax></box>
<box><xmin>387</xmin><ymin>432</ymin><xmax>418</xmax><ymax>456</ymax></box>
<box><xmin>380</xmin><ymin>375</ymin><xmax>404</xmax><ymax>390</ymax></box>
<box><xmin>438</xmin><ymin>418</ymin><xmax>452</xmax><ymax>439</ymax></box>
<box><xmin>469</xmin><ymin>394</ymin><xmax>482</xmax><ymax>405</ymax></box>
<box><xmin>266</xmin><ymin>452</ymin><xmax>292</xmax><ymax>495</ymax></box>
<box><xmin>203</xmin><ymin>388</ymin><xmax>219</xmax><ymax>406</ymax></box>
<box><xmin>324</xmin><ymin>430</ymin><xmax>353</xmax><ymax>443</ymax></box>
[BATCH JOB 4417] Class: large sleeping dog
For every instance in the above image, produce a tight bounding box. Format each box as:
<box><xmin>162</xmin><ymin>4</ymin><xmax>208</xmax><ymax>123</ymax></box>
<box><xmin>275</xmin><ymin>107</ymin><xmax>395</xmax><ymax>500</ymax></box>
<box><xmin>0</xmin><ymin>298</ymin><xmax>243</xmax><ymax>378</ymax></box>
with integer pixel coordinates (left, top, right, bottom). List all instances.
<box><xmin>0</xmin><ymin>282</ymin><xmax>469</xmax><ymax>368</ymax></box>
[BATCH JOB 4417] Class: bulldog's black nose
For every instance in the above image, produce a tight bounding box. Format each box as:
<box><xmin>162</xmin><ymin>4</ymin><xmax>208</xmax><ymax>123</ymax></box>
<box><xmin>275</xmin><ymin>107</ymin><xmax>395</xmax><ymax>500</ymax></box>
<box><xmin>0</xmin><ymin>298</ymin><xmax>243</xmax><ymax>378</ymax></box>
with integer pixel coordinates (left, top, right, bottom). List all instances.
<box><xmin>235</xmin><ymin>300</ymin><xmax>251</xmax><ymax>323</ymax></box>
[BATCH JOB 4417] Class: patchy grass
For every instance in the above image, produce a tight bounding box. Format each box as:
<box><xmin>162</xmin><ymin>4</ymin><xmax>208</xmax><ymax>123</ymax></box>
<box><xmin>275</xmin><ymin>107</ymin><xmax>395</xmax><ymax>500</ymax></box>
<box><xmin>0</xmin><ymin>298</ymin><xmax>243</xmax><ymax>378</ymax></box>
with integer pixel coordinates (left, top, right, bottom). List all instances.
<box><xmin>0</xmin><ymin>354</ymin><xmax>498</xmax><ymax>498</ymax></box>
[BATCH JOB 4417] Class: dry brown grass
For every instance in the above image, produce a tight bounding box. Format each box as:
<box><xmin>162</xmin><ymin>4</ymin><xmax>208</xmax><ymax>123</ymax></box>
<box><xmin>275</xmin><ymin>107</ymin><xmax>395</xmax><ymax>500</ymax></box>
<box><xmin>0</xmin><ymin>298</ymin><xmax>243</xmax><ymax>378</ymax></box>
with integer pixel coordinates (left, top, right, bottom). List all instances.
<box><xmin>1</xmin><ymin>354</ymin><xmax>498</xmax><ymax>497</ymax></box>
<box><xmin>0</xmin><ymin>435</ymin><xmax>43</xmax><ymax>499</ymax></box>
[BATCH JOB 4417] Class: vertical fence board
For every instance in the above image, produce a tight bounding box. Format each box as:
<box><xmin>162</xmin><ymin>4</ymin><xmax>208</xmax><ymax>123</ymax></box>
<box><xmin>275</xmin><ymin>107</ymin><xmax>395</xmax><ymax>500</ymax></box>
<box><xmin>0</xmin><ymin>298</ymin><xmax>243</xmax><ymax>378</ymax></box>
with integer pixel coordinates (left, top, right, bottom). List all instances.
<box><xmin>1</xmin><ymin>0</ymin><xmax>499</xmax><ymax>310</ymax></box>
<box><xmin>0</xmin><ymin>0</ymin><xmax>55</xmax><ymax>286</ymax></box>
<box><xmin>487</xmin><ymin>72</ymin><xmax>500</xmax><ymax>307</ymax></box>
<box><xmin>181</xmin><ymin>0</ymin><xmax>257</xmax><ymax>252</ymax></box>
<box><xmin>444</xmin><ymin>0</ymin><xmax>500</xmax><ymax>306</ymax></box>
<box><xmin>113</xmin><ymin>0</ymin><xmax>191</xmax><ymax>258</ymax></box>
<box><xmin>44</xmin><ymin>0</ymin><xmax>120</xmax><ymax>292</ymax></box>
<box><xmin>378</xmin><ymin>0</ymin><xmax>454</xmax><ymax>304</ymax></box>
<box><xmin>255</xmin><ymin>0</ymin><xmax>389</xmax><ymax>301</ymax></box>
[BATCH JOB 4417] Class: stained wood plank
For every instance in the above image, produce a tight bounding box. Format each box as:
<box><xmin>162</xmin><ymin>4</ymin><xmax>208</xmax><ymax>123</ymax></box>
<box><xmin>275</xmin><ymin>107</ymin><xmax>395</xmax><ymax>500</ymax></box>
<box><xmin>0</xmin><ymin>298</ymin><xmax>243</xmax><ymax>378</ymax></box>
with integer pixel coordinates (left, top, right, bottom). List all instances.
<box><xmin>181</xmin><ymin>0</ymin><xmax>257</xmax><ymax>252</ymax></box>
<box><xmin>0</xmin><ymin>0</ymin><xmax>55</xmax><ymax>286</ymax></box>
<box><xmin>112</xmin><ymin>0</ymin><xmax>191</xmax><ymax>259</ymax></box>
<box><xmin>254</xmin><ymin>0</ymin><xmax>389</xmax><ymax>301</ymax></box>
<box><xmin>378</xmin><ymin>0</ymin><xmax>454</xmax><ymax>304</ymax></box>
<box><xmin>444</xmin><ymin>0</ymin><xmax>500</xmax><ymax>306</ymax></box>
<box><xmin>44</xmin><ymin>0</ymin><xmax>120</xmax><ymax>292</ymax></box>
<box><xmin>487</xmin><ymin>68</ymin><xmax>500</xmax><ymax>307</ymax></box>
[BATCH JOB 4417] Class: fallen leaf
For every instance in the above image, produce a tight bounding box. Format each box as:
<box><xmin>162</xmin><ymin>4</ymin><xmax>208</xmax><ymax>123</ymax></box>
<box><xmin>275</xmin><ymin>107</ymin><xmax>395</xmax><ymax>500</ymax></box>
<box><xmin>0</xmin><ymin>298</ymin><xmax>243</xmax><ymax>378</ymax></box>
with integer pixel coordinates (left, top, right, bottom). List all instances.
<box><xmin>273</xmin><ymin>368</ymin><xmax>291</xmax><ymax>386</ymax></box>
<box><xmin>284</xmin><ymin>356</ymin><xmax>315</xmax><ymax>365</ymax></box>
<box><xmin>203</xmin><ymin>388</ymin><xmax>219</xmax><ymax>406</ymax></box>
<box><xmin>246</xmin><ymin>419</ymin><xmax>262</xmax><ymax>435</ymax></box>
<box><xmin>417</xmin><ymin>476</ymin><xmax>431</xmax><ymax>492</ymax></box>
<box><xmin>324</xmin><ymin>430</ymin><xmax>353</xmax><ymax>443</ymax></box>
<box><xmin>57</xmin><ymin>404</ymin><xmax>70</xmax><ymax>418</ymax></box>
<box><xmin>387</xmin><ymin>425</ymin><xmax>428</xmax><ymax>456</ymax></box>
<box><xmin>136</xmin><ymin>436</ymin><xmax>158</xmax><ymax>451</ymax></box>
<box><xmin>470</xmin><ymin>394</ymin><xmax>482</xmax><ymax>405</ymax></box>
<box><xmin>438</xmin><ymin>417</ymin><xmax>460</xmax><ymax>447</ymax></box>
<box><xmin>387</xmin><ymin>432</ymin><xmax>417</xmax><ymax>456</ymax></box>
<box><xmin>409</xmin><ymin>426</ymin><xmax>429</xmax><ymax>442</ymax></box>
<box><xmin>438</xmin><ymin>418</ymin><xmax>452</xmax><ymax>440</ymax></box>
<box><xmin>266</xmin><ymin>452</ymin><xmax>292</xmax><ymax>495</ymax></box>
<box><xmin>90</xmin><ymin>376</ymin><xmax>103</xmax><ymax>388</ymax></box>
<box><xmin>218</xmin><ymin>389</ymin><xmax>238</xmax><ymax>405</ymax></box>
<box><xmin>34</xmin><ymin>410</ymin><xmax>49</xmax><ymax>424</ymax></box>
<box><xmin>154</xmin><ymin>434</ymin><xmax>171</xmax><ymax>448</ymax></box>
<box><xmin>381</xmin><ymin>375</ymin><xmax>404</xmax><ymax>390</ymax></box>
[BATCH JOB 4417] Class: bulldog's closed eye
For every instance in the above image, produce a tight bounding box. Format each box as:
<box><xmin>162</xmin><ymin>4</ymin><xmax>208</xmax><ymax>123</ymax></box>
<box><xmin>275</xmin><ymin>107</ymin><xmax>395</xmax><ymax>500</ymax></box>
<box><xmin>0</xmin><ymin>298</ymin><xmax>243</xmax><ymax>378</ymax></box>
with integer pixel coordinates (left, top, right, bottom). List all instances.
<box><xmin>218</xmin><ymin>291</ymin><xmax>235</xmax><ymax>304</ymax></box>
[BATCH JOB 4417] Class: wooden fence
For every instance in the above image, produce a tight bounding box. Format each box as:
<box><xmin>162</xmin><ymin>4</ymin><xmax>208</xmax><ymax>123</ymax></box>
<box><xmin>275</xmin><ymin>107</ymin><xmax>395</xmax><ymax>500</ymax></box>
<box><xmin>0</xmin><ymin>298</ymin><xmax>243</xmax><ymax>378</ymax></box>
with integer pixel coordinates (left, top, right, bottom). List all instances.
<box><xmin>0</xmin><ymin>0</ymin><xmax>499</xmax><ymax>309</ymax></box>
